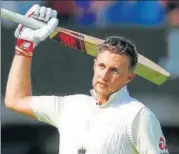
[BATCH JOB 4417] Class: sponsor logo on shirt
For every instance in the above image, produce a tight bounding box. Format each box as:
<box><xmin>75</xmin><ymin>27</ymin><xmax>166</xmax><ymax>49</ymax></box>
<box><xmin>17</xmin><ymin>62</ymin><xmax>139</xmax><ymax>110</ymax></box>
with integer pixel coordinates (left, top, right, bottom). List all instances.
<box><xmin>159</xmin><ymin>136</ymin><xmax>168</xmax><ymax>151</ymax></box>
<box><xmin>78</xmin><ymin>147</ymin><xmax>86</xmax><ymax>154</ymax></box>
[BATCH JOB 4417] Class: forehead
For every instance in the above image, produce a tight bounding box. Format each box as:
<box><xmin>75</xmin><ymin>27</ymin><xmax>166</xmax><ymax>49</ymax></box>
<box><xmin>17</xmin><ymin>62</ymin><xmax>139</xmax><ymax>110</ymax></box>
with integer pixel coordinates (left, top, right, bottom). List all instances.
<box><xmin>96</xmin><ymin>51</ymin><xmax>129</xmax><ymax>67</ymax></box>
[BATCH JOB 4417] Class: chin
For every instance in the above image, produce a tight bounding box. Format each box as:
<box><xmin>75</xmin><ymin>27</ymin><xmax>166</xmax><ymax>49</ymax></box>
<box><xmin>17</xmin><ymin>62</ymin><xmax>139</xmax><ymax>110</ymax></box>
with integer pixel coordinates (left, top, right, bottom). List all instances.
<box><xmin>95</xmin><ymin>86</ymin><xmax>109</xmax><ymax>96</ymax></box>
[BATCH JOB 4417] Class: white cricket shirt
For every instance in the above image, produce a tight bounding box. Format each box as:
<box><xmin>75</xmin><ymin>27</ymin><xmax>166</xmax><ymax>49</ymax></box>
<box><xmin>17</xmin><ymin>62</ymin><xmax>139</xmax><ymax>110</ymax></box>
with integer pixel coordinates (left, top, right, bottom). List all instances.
<box><xmin>30</xmin><ymin>86</ymin><xmax>169</xmax><ymax>154</ymax></box>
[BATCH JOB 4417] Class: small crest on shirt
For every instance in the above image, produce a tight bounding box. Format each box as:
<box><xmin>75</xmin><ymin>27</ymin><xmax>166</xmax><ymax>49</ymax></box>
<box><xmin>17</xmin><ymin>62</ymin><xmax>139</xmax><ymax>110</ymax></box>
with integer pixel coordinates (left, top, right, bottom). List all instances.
<box><xmin>78</xmin><ymin>147</ymin><xmax>86</xmax><ymax>154</ymax></box>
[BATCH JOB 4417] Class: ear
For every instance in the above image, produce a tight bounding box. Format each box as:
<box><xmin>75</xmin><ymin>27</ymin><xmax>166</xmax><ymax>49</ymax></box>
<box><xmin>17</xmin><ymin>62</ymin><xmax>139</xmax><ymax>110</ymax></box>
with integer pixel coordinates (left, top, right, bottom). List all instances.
<box><xmin>127</xmin><ymin>72</ymin><xmax>136</xmax><ymax>83</ymax></box>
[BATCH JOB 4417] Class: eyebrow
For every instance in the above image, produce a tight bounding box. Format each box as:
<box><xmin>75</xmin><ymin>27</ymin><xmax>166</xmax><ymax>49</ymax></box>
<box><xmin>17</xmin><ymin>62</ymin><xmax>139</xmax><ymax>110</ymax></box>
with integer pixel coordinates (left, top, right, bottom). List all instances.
<box><xmin>98</xmin><ymin>61</ymin><xmax>120</xmax><ymax>69</ymax></box>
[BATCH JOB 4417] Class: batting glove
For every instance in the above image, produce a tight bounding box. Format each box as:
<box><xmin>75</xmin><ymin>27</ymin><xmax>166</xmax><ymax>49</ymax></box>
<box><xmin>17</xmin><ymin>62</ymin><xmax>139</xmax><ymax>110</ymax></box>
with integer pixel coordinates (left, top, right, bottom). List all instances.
<box><xmin>14</xmin><ymin>4</ymin><xmax>58</xmax><ymax>57</ymax></box>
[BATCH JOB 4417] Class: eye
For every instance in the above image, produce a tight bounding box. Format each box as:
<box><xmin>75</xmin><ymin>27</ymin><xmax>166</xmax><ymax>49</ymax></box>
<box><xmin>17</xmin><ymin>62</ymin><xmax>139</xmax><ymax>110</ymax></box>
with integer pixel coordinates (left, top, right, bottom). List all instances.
<box><xmin>111</xmin><ymin>67</ymin><xmax>120</xmax><ymax>74</ymax></box>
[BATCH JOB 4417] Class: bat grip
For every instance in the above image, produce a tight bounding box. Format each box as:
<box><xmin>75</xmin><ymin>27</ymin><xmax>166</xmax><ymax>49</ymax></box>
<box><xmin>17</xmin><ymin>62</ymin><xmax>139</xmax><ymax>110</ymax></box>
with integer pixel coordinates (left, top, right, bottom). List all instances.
<box><xmin>1</xmin><ymin>8</ymin><xmax>45</xmax><ymax>29</ymax></box>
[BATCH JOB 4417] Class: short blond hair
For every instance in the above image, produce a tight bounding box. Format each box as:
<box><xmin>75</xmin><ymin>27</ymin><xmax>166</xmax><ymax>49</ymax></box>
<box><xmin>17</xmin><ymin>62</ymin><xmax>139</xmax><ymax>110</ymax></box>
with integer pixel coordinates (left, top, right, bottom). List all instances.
<box><xmin>98</xmin><ymin>36</ymin><xmax>138</xmax><ymax>71</ymax></box>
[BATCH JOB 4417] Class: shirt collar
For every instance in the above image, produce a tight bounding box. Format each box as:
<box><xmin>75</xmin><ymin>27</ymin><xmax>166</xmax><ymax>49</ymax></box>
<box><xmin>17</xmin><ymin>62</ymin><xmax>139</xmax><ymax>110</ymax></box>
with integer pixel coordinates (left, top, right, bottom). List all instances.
<box><xmin>90</xmin><ymin>86</ymin><xmax>130</xmax><ymax>108</ymax></box>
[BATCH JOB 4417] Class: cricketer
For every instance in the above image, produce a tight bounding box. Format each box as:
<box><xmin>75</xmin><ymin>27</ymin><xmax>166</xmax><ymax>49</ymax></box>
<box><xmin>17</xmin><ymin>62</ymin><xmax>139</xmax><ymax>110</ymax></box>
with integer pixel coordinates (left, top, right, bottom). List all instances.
<box><xmin>5</xmin><ymin>4</ymin><xmax>169</xmax><ymax>154</ymax></box>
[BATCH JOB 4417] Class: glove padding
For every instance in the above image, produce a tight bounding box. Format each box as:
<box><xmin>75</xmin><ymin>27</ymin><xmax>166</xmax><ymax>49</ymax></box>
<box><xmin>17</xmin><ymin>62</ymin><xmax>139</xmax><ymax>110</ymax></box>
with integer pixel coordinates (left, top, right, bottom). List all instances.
<box><xmin>14</xmin><ymin>4</ymin><xmax>58</xmax><ymax>57</ymax></box>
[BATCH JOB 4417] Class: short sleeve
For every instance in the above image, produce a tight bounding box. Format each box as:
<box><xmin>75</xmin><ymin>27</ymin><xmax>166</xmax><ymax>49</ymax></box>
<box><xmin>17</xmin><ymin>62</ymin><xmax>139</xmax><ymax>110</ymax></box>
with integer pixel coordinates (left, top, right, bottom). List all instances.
<box><xmin>132</xmin><ymin>107</ymin><xmax>169</xmax><ymax>154</ymax></box>
<box><xmin>30</xmin><ymin>95</ymin><xmax>65</xmax><ymax>128</ymax></box>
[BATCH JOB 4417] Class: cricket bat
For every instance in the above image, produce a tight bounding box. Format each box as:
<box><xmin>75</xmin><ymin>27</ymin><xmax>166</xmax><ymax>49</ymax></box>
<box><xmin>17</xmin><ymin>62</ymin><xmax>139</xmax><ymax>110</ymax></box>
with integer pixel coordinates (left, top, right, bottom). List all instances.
<box><xmin>1</xmin><ymin>8</ymin><xmax>170</xmax><ymax>85</ymax></box>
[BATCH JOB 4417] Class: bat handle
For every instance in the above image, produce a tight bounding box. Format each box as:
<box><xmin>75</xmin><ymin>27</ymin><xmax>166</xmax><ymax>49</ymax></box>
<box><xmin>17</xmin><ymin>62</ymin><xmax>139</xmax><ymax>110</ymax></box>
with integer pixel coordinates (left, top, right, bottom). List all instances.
<box><xmin>1</xmin><ymin>8</ymin><xmax>45</xmax><ymax>29</ymax></box>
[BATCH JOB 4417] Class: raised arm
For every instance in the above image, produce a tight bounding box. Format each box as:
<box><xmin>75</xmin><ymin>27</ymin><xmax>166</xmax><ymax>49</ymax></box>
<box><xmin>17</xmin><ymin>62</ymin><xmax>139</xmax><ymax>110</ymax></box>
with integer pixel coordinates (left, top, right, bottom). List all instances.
<box><xmin>5</xmin><ymin>4</ymin><xmax>58</xmax><ymax>119</ymax></box>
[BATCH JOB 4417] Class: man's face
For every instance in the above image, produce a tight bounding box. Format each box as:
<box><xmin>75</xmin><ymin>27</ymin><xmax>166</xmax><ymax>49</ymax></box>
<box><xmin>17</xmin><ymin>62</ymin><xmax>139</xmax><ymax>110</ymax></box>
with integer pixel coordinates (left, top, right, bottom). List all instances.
<box><xmin>92</xmin><ymin>50</ymin><xmax>135</xmax><ymax>98</ymax></box>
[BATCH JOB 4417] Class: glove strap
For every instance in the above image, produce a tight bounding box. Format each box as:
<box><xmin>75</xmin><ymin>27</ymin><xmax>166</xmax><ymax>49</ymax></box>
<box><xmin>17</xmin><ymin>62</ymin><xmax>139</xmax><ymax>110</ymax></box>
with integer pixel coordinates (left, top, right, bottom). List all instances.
<box><xmin>15</xmin><ymin>39</ymin><xmax>34</xmax><ymax>57</ymax></box>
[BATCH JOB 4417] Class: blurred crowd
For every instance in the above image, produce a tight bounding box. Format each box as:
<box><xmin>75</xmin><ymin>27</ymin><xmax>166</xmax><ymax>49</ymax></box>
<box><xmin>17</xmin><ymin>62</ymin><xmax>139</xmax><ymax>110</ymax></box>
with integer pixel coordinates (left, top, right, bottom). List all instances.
<box><xmin>1</xmin><ymin>0</ymin><xmax>179</xmax><ymax>76</ymax></box>
<box><xmin>2</xmin><ymin>1</ymin><xmax>179</xmax><ymax>27</ymax></box>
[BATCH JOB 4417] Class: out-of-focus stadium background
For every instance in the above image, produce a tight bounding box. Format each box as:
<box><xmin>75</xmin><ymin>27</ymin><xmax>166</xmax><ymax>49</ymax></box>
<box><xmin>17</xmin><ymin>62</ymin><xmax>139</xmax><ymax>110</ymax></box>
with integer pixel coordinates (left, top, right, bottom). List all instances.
<box><xmin>1</xmin><ymin>1</ymin><xmax>179</xmax><ymax>154</ymax></box>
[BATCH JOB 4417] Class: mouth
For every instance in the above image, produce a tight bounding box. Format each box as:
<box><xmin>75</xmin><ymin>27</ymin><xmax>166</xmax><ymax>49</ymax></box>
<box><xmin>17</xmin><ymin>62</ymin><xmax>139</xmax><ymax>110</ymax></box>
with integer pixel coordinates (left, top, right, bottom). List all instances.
<box><xmin>97</xmin><ymin>82</ymin><xmax>108</xmax><ymax>87</ymax></box>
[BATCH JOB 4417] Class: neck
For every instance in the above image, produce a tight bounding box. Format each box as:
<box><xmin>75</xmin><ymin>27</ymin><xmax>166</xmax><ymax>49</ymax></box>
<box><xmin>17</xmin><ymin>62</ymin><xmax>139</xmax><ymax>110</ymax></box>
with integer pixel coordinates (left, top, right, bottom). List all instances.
<box><xmin>96</xmin><ymin>94</ymin><xmax>109</xmax><ymax>105</ymax></box>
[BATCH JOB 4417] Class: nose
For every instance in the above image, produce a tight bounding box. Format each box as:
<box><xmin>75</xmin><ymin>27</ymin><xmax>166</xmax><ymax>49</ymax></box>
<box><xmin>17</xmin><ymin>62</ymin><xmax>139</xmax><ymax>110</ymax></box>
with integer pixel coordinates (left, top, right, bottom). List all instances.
<box><xmin>101</xmin><ymin>68</ymin><xmax>110</xmax><ymax>81</ymax></box>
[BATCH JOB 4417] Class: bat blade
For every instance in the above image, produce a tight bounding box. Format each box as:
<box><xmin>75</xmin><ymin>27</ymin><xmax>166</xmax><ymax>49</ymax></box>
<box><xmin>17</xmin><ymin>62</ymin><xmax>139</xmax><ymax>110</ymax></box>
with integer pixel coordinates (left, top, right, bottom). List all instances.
<box><xmin>50</xmin><ymin>28</ymin><xmax>170</xmax><ymax>85</ymax></box>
